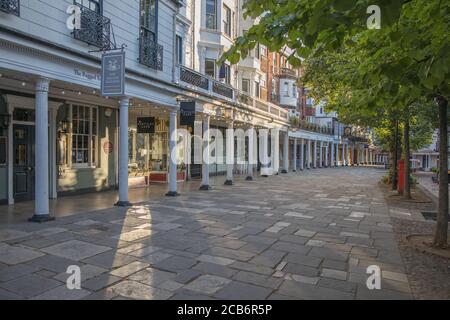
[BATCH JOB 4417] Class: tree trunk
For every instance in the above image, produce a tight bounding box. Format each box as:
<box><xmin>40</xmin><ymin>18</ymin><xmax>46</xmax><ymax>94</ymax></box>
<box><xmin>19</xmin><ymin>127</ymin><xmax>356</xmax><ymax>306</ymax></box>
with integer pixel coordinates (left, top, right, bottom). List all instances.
<box><xmin>404</xmin><ymin>110</ymin><xmax>411</xmax><ymax>199</ymax></box>
<box><xmin>434</xmin><ymin>95</ymin><xmax>448</xmax><ymax>247</ymax></box>
<box><xmin>392</xmin><ymin>119</ymin><xmax>399</xmax><ymax>190</ymax></box>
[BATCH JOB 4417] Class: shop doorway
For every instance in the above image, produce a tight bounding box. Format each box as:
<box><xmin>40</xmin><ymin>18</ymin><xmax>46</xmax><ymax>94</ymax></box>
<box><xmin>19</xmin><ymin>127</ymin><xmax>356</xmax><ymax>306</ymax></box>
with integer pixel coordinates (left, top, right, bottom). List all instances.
<box><xmin>13</xmin><ymin>124</ymin><xmax>35</xmax><ymax>201</ymax></box>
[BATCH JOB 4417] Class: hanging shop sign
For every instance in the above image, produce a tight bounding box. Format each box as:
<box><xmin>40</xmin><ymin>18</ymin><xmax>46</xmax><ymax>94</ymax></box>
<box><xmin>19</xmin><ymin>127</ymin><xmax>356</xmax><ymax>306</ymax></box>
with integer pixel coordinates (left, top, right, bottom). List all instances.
<box><xmin>137</xmin><ymin>117</ymin><xmax>156</xmax><ymax>134</ymax></box>
<box><xmin>101</xmin><ymin>51</ymin><xmax>125</xmax><ymax>97</ymax></box>
<box><xmin>180</xmin><ymin>101</ymin><xmax>196</xmax><ymax>126</ymax></box>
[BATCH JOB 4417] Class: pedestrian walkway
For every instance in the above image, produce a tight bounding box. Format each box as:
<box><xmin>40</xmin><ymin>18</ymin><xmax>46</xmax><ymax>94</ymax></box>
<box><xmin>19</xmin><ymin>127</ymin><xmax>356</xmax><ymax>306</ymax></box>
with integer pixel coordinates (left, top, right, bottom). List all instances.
<box><xmin>0</xmin><ymin>176</ymin><xmax>230</xmax><ymax>224</ymax></box>
<box><xmin>415</xmin><ymin>171</ymin><xmax>448</xmax><ymax>206</ymax></box>
<box><xmin>0</xmin><ymin>167</ymin><xmax>413</xmax><ymax>300</ymax></box>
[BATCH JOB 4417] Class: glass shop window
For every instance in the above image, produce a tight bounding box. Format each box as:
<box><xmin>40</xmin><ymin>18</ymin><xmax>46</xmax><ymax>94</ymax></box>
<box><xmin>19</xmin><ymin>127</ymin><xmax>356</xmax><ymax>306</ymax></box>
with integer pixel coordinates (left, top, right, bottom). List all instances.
<box><xmin>71</xmin><ymin>105</ymin><xmax>98</xmax><ymax>167</ymax></box>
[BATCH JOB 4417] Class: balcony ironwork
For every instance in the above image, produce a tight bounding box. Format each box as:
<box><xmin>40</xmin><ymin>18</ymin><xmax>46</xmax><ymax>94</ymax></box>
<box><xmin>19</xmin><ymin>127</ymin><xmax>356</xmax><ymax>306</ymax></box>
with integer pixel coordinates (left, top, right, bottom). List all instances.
<box><xmin>346</xmin><ymin>135</ymin><xmax>369</xmax><ymax>143</ymax></box>
<box><xmin>139</xmin><ymin>36</ymin><xmax>163</xmax><ymax>71</ymax></box>
<box><xmin>212</xmin><ymin>80</ymin><xmax>234</xmax><ymax>99</ymax></box>
<box><xmin>179</xmin><ymin>66</ymin><xmax>209</xmax><ymax>90</ymax></box>
<box><xmin>255</xmin><ymin>100</ymin><xmax>269</xmax><ymax>113</ymax></box>
<box><xmin>72</xmin><ymin>4</ymin><xmax>112</xmax><ymax>50</ymax></box>
<box><xmin>0</xmin><ymin>0</ymin><xmax>20</xmax><ymax>16</ymax></box>
<box><xmin>238</xmin><ymin>93</ymin><xmax>254</xmax><ymax>107</ymax></box>
<box><xmin>293</xmin><ymin>119</ymin><xmax>334</xmax><ymax>135</ymax></box>
<box><xmin>277</xmin><ymin>67</ymin><xmax>297</xmax><ymax>79</ymax></box>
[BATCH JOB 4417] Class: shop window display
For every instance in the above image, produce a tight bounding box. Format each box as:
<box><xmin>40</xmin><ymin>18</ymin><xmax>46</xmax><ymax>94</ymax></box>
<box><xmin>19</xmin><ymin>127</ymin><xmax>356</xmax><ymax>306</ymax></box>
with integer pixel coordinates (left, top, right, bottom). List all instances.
<box><xmin>128</xmin><ymin>118</ymin><xmax>168</xmax><ymax>177</ymax></box>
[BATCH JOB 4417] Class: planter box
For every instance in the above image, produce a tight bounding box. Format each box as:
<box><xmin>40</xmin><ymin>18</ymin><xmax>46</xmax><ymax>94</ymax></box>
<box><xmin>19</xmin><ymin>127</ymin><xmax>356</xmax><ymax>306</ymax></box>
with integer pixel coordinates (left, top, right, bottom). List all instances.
<box><xmin>177</xmin><ymin>171</ymin><xmax>185</xmax><ymax>182</ymax></box>
<box><xmin>149</xmin><ymin>171</ymin><xmax>186</xmax><ymax>183</ymax></box>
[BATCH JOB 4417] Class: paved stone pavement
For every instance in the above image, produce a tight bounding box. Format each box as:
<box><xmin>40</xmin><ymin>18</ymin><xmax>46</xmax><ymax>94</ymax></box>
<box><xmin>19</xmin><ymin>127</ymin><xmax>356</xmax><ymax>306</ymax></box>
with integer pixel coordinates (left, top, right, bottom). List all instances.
<box><xmin>0</xmin><ymin>167</ymin><xmax>413</xmax><ymax>300</ymax></box>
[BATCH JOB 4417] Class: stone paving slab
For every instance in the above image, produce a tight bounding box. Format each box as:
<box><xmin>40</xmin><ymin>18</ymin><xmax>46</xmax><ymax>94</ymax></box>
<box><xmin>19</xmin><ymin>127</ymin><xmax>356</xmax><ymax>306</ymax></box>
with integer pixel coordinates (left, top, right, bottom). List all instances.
<box><xmin>0</xmin><ymin>168</ymin><xmax>416</xmax><ymax>299</ymax></box>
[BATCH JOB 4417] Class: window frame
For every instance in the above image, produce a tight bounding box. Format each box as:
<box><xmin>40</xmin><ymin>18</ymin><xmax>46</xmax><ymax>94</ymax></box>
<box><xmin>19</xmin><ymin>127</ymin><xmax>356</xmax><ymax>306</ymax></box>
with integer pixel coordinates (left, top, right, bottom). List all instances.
<box><xmin>242</xmin><ymin>78</ymin><xmax>250</xmax><ymax>93</ymax></box>
<box><xmin>206</xmin><ymin>0</ymin><xmax>217</xmax><ymax>30</ymax></box>
<box><xmin>70</xmin><ymin>104</ymin><xmax>99</xmax><ymax>168</ymax></box>
<box><xmin>255</xmin><ymin>80</ymin><xmax>260</xmax><ymax>98</ymax></box>
<box><xmin>205</xmin><ymin>58</ymin><xmax>216</xmax><ymax>78</ymax></box>
<box><xmin>140</xmin><ymin>0</ymin><xmax>158</xmax><ymax>42</ymax></box>
<box><xmin>223</xmin><ymin>4</ymin><xmax>232</xmax><ymax>37</ymax></box>
<box><xmin>255</xmin><ymin>44</ymin><xmax>260</xmax><ymax>59</ymax></box>
<box><xmin>176</xmin><ymin>35</ymin><xmax>183</xmax><ymax>65</ymax></box>
<box><xmin>74</xmin><ymin>0</ymin><xmax>102</xmax><ymax>13</ymax></box>
<box><xmin>223</xmin><ymin>63</ymin><xmax>231</xmax><ymax>84</ymax></box>
<box><xmin>283</xmin><ymin>81</ymin><xmax>290</xmax><ymax>96</ymax></box>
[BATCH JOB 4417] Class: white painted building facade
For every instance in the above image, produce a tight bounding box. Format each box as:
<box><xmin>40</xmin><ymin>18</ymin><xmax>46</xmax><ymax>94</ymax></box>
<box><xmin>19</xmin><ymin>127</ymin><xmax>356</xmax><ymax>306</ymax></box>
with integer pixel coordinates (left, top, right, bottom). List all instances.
<box><xmin>0</xmin><ymin>0</ymin><xmax>360</xmax><ymax>221</ymax></box>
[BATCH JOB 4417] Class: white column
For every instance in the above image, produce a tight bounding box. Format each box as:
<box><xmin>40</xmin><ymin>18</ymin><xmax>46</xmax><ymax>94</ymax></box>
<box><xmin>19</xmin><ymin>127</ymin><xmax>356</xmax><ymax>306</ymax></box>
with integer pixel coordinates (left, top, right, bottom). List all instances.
<box><xmin>299</xmin><ymin>139</ymin><xmax>304</xmax><ymax>170</ymax></box>
<box><xmin>313</xmin><ymin>140</ymin><xmax>317</xmax><ymax>168</ymax></box>
<box><xmin>319</xmin><ymin>141</ymin><xmax>323</xmax><ymax>168</ymax></box>
<box><xmin>200</xmin><ymin>115</ymin><xmax>211</xmax><ymax>190</ymax></box>
<box><xmin>115</xmin><ymin>97</ymin><xmax>131</xmax><ymax>206</ymax></box>
<box><xmin>225</xmin><ymin>121</ymin><xmax>234</xmax><ymax>185</ymax></box>
<box><xmin>307</xmin><ymin>140</ymin><xmax>311</xmax><ymax>169</ymax></box>
<box><xmin>261</xmin><ymin>129</ymin><xmax>270</xmax><ymax>177</ymax></box>
<box><xmin>166</xmin><ymin>110</ymin><xmax>179</xmax><ymax>196</ymax></box>
<box><xmin>345</xmin><ymin>144</ymin><xmax>350</xmax><ymax>166</ymax></box>
<box><xmin>273</xmin><ymin>130</ymin><xmax>280</xmax><ymax>174</ymax></box>
<box><xmin>331</xmin><ymin>143</ymin><xmax>335</xmax><ymax>167</ymax></box>
<box><xmin>325</xmin><ymin>142</ymin><xmax>329</xmax><ymax>167</ymax></box>
<box><xmin>7</xmin><ymin>101</ymin><xmax>13</xmax><ymax>205</ymax></box>
<box><xmin>30</xmin><ymin>78</ymin><xmax>53</xmax><ymax>222</ymax></box>
<box><xmin>337</xmin><ymin>144</ymin><xmax>340</xmax><ymax>166</ymax></box>
<box><xmin>50</xmin><ymin>107</ymin><xmax>58</xmax><ymax>199</ymax></box>
<box><xmin>282</xmin><ymin>132</ymin><xmax>289</xmax><ymax>173</ymax></box>
<box><xmin>246</xmin><ymin>127</ymin><xmax>254</xmax><ymax>181</ymax></box>
<box><xmin>293</xmin><ymin>138</ymin><xmax>297</xmax><ymax>172</ymax></box>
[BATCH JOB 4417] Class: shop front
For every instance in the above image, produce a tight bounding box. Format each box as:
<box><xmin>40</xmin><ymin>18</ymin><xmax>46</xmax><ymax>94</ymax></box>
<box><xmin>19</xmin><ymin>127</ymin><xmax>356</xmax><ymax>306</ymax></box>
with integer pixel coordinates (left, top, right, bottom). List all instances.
<box><xmin>0</xmin><ymin>89</ymin><xmax>120</xmax><ymax>205</ymax></box>
<box><xmin>128</xmin><ymin>106</ymin><xmax>186</xmax><ymax>188</ymax></box>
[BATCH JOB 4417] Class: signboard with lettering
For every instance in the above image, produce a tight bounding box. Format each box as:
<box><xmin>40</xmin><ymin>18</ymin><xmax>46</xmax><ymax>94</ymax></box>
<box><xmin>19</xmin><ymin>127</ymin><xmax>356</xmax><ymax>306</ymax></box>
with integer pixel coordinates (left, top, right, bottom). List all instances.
<box><xmin>180</xmin><ymin>101</ymin><xmax>196</xmax><ymax>126</ymax></box>
<box><xmin>137</xmin><ymin>117</ymin><xmax>155</xmax><ymax>134</ymax></box>
<box><xmin>101</xmin><ymin>51</ymin><xmax>125</xmax><ymax>97</ymax></box>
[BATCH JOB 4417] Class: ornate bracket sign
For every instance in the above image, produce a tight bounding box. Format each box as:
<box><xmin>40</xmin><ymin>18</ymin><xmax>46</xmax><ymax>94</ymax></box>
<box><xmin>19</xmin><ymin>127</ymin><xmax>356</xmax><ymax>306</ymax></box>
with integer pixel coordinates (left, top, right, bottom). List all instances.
<box><xmin>180</xmin><ymin>101</ymin><xmax>196</xmax><ymax>127</ymax></box>
<box><xmin>101</xmin><ymin>51</ymin><xmax>125</xmax><ymax>97</ymax></box>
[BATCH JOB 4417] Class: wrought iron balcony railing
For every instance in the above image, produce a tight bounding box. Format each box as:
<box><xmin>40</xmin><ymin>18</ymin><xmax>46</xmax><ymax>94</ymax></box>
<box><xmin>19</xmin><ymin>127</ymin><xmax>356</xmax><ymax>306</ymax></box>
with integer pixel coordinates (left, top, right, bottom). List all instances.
<box><xmin>291</xmin><ymin>119</ymin><xmax>334</xmax><ymax>135</ymax></box>
<box><xmin>212</xmin><ymin>80</ymin><xmax>234</xmax><ymax>99</ymax></box>
<box><xmin>346</xmin><ymin>135</ymin><xmax>369</xmax><ymax>143</ymax></box>
<box><xmin>179</xmin><ymin>65</ymin><xmax>209</xmax><ymax>90</ymax></box>
<box><xmin>277</xmin><ymin>67</ymin><xmax>297</xmax><ymax>79</ymax></box>
<box><xmin>178</xmin><ymin>65</ymin><xmax>234</xmax><ymax>100</ymax></box>
<box><xmin>72</xmin><ymin>4</ymin><xmax>112</xmax><ymax>50</ymax></box>
<box><xmin>139</xmin><ymin>36</ymin><xmax>163</xmax><ymax>71</ymax></box>
<box><xmin>0</xmin><ymin>0</ymin><xmax>20</xmax><ymax>16</ymax></box>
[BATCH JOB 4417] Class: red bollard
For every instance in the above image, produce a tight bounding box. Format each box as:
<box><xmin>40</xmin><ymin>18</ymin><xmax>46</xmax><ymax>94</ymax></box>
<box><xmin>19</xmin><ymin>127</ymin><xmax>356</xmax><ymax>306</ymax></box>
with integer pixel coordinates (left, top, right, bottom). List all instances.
<box><xmin>397</xmin><ymin>159</ymin><xmax>405</xmax><ymax>194</ymax></box>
